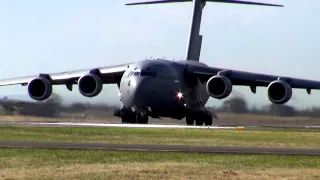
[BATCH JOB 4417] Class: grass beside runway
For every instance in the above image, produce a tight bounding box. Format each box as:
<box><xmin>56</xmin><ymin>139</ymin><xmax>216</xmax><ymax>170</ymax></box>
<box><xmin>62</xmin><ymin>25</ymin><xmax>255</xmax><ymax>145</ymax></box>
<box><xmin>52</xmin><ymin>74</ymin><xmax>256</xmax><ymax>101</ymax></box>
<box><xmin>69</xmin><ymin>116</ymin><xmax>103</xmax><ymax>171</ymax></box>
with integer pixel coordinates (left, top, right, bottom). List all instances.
<box><xmin>0</xmin><ymin>149</ymin><xmax>320</xmax><ymax>180</ymax></box>
<box><xmin>0</xmin><ymin>126</ymin><xmax>320</xmax><ymax>148</ymax></box>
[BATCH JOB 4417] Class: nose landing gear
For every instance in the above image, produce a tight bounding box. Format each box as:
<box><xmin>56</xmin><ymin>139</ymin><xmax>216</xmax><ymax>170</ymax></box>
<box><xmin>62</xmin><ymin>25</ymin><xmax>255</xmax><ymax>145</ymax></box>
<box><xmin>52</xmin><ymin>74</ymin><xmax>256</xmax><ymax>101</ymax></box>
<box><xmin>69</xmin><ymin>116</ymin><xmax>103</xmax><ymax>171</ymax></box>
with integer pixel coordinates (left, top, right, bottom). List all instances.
<box><xmin>113</xmin><ymin>107</ymin><xmax>149</xmax><ymax>124</ymax></box>
<box><xmin>136</xmin><ymin>113</ymin><xmax>148</xmax><ymax>124</ymax></box>
<box><xmin>185</xmin><ymin>110</ymin><xmax>214</xmax><ymax>126</ymax></box>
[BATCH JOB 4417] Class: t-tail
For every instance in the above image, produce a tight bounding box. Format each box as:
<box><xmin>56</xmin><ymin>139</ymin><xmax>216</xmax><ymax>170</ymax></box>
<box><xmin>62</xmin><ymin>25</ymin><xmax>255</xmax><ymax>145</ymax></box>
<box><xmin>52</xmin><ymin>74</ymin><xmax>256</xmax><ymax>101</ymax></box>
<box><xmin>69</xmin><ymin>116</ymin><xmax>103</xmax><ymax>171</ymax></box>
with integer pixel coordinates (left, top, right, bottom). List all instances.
<box><xmin>126</xmin><ymin>0</ymin><xmax>283</xmax><ymax>61</ymax></box>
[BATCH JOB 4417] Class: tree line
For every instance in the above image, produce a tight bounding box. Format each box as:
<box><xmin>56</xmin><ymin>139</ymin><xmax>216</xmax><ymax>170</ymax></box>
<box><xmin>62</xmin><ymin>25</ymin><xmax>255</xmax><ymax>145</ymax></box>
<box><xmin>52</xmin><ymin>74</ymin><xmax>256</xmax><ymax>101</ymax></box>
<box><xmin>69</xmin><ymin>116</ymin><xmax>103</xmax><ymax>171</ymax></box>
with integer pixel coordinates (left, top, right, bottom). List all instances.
<box><xmin>0</xmin><ymin>93</ymin><xmax>117</xmax><ymax>118</ymax></box>
<box><xmin>1</xmin><ymin>93</ymin><xmax>320</xmax><ymax>118</ymax></box>
<box><xmin>208</xmin><ymin>95</ymin><xmax>320</xmax><ymax>118</ymax></box>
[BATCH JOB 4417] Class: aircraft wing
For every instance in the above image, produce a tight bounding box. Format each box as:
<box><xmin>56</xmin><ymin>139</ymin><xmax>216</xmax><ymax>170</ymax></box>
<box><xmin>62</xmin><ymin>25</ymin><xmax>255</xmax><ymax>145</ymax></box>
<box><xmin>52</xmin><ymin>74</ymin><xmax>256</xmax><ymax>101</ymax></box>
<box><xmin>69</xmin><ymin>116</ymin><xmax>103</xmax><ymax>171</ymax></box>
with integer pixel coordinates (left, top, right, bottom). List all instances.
<box><xmin>187</xmin><ymin>64</ymin><xmax>320</xmax><ymax>93</ymax></box>
<box><xmin>0</xmin><ymin>63</ymin><xmax>131</xmax><ymax>88</ymax></box>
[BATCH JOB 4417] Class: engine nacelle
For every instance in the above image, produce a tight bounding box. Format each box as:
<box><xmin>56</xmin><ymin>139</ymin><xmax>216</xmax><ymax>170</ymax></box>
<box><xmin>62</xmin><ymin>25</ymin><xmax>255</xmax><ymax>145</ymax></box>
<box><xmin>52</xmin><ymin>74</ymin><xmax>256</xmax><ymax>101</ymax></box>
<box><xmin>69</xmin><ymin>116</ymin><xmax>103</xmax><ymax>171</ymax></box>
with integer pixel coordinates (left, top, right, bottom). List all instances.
<box><xmin>267</xmin><ymin>80</ymin><xmax>292</xmax><ymax>104</ymax></box>
<box><xmin>206</xmin><ymin>75</ymin><xmax>232</xmax><ymax>99</ymax></box>
<box><xmin>78</xmin><ymin>73</ymin><xmax>103</xmax><ymax>97</ymax></box>
<box><xmin>27</xmin><ymin>77</ymin><xmax>53</xmax><ymax>101</ymax></box>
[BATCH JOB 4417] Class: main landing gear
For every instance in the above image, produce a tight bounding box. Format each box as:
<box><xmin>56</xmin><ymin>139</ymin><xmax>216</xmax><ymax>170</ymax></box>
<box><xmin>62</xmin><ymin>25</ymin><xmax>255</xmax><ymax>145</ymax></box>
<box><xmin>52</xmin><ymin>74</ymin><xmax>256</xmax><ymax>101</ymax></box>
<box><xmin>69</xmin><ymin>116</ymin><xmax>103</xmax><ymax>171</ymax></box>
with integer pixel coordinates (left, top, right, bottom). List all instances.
<box><xmin>114</xmin><ymin>108</ymin><xmax>213</xmax><ymax>126</ymax></box>
<box><xmin>185</xmin><ymin>110</ymin><xmax>213</xmax><ymax>126</ymax></box>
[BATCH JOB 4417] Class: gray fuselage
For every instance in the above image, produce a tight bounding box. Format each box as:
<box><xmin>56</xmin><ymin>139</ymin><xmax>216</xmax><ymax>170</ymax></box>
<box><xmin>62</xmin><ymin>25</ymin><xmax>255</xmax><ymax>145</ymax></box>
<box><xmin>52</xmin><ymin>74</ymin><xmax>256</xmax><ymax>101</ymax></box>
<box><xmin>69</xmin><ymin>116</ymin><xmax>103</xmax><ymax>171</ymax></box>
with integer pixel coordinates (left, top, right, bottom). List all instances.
<box><xmin>119</xmin><ymin>59</ymin><xmax>210</xmax><ymax>120</ymax></box>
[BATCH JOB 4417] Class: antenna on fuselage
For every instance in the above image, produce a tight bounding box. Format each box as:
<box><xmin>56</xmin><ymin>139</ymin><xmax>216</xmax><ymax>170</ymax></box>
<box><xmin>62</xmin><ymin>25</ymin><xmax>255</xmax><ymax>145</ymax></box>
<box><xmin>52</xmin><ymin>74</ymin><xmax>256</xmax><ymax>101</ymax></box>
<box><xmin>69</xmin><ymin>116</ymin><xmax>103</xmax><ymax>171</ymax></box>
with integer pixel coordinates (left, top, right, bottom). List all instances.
<box><xmin>126</xmin><ymin>0</ymin><xmax>283</xmax><ymax>61</ymax></box>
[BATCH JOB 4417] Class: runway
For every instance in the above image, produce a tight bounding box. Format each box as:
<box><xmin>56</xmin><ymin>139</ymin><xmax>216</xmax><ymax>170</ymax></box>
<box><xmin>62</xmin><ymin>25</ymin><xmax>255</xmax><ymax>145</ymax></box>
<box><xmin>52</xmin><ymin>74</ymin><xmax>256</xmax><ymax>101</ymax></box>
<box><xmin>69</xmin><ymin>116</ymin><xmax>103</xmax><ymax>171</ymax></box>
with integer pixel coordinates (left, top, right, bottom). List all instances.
<box><xmin>0</xmin><ymin>140</ymin><xmax>319</xmax><ymax>156</ymax></box>
<box><xmin>0</xmin><ymin>121</ymin><xmax>244</xmax><ymax>130</ymax></box>
<box><xmin>1</xmin><ymin>121</ymin><xmax>320</xmax><ymax>130</ymax></box>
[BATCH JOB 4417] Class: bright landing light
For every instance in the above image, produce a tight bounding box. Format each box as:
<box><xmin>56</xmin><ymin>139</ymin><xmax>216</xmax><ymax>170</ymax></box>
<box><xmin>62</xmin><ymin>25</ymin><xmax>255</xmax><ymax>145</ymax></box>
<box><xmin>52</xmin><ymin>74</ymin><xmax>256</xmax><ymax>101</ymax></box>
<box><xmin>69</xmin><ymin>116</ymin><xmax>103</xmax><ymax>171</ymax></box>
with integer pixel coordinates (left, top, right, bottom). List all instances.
<box><xmin>177</xmin><ymin>92</ymin><xmax>183</xmax><ymax>99</ymax></box>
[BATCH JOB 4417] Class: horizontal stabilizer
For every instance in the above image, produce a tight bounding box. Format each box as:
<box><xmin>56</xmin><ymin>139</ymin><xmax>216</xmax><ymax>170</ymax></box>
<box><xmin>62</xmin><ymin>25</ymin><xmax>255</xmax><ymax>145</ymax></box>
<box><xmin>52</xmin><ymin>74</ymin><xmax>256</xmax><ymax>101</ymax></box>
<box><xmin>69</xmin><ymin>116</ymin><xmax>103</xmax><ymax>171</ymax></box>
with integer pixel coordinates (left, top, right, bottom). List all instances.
<box><xmin>126</xmin><ymin>0</ymin><xmax>283</xmax><ymax>7</ymax></box>
<box><xmin>207</xmin><ymin>0</ymin><xmax>283</xmax><ymax>7</ymax></box>
<box><xmin>126</xmin><ymin>0</ymin><xmax>191</xmax><ymax>5</ymax></box>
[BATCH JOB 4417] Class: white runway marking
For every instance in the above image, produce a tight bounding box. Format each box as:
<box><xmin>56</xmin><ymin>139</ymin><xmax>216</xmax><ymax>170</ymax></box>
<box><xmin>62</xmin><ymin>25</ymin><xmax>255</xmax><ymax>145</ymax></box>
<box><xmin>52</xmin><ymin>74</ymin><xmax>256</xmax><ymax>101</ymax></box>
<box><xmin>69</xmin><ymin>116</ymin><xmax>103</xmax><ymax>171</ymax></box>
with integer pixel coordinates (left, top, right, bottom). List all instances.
<box><xmin>28</xmin><ymin>122</ymin><xmax>243</xmax><ymax>130</ymax></box>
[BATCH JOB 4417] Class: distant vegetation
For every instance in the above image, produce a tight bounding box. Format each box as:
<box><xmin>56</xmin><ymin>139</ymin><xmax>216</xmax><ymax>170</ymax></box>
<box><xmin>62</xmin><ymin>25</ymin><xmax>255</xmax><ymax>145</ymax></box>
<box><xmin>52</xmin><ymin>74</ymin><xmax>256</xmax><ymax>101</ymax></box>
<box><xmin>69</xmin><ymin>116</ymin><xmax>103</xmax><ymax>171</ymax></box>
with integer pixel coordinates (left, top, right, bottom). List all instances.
<box><xmin>212</xmin><ymin>94</ymin><xmax>320</xmax><ymax>118</ymax></box>
<box><xmin>1</xmin><ymin>93</ymin><xmax>320</xmax><ymax>119</ymax></box>
<box><xmin>0</xmin><ymin>93</ymin><xmax>117</xmax><ymax>119</ymax></box>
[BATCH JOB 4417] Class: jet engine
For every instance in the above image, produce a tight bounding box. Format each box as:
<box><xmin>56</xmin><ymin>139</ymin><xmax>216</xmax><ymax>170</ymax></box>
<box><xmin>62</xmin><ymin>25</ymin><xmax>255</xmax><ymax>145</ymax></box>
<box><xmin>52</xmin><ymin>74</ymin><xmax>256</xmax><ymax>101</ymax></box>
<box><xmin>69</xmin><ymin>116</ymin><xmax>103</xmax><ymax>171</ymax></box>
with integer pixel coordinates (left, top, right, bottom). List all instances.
<box><xmin>267</xmin><ymin>80</ymin><xmax>292</xmax><ymax>104</ymax></box>
<box><xmin>206</xmin><ymin>75</ymin><xmax>232</xmax><ymax>99</ymax></box>
<box><xmin>78</xmin><ymin>73</ymin><xmax>103</xmax><ymax>97</ymax></box>
<box><xmin>27</xmin><ymin>77</ymin><xmax>53</xmax><ymax>101</ymax></box>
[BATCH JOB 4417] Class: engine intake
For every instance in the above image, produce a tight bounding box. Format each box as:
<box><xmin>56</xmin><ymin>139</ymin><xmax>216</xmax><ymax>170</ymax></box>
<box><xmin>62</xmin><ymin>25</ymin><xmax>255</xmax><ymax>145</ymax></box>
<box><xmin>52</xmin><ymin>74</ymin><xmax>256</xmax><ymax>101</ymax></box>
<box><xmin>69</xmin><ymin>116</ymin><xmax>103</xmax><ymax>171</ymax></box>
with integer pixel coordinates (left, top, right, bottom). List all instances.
<box><xmin>206</xmin><ymin>75</ymin><xmax>232</xmax><ymax>99</ymax></box>
<box><xmin>78</xmin><ymin>74</ymin><xmax>103</xmax><ymax>97</ymax></box>
<box><xmin>267</xmin><ymin>80</ymin><xmax>292</xmax><ymax>104</ymax></box>
<box><xmin>27</xmin><ymin>77</ymin><xmax>53</xmax><ymax>101</ymax></box>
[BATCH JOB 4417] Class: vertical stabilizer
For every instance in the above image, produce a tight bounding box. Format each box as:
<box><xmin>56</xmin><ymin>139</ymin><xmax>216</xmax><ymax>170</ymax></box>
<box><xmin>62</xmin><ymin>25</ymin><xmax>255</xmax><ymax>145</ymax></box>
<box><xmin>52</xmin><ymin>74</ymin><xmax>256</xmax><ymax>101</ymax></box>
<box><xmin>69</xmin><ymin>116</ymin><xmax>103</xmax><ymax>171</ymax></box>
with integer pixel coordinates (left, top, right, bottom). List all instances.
<box><xmin>185</xmin><ymin>0</ymin><xmax>205</xmax><ymax>61</ymax></box>
<box><xmin>126</xmin><ymin>0</ymin><xmax>283</xmax><ymax>61</ymax></box>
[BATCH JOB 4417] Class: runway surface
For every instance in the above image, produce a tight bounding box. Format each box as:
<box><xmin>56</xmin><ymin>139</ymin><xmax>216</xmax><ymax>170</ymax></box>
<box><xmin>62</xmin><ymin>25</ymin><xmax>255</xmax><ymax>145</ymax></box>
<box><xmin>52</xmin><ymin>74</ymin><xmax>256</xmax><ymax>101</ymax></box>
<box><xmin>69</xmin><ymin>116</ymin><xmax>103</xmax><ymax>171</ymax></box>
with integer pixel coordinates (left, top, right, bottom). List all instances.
<box><xmin>0</xmin><ymin>121</ymin><xmax>243</xmax><ymax>130</ymax></box>
<box><xmin>1</xmin><ymin>140</ymin><xmax>320</xmax><ymax>156</ymax></box>
<box><xmin>1</xmin><ymin>121</ymin><xmax>320</xmax><ymax>130</ymax></box>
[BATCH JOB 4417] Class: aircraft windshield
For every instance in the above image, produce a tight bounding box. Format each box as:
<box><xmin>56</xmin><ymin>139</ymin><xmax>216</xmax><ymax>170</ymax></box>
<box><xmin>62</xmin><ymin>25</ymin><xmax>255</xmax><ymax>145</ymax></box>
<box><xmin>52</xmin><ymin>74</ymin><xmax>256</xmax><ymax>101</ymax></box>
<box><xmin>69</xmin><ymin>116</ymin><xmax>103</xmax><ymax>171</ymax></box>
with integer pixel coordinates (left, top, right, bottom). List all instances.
<box><xmin>128</xmin><ymin>70</ymin><xmax>157</xmax><ymax>78</ymax></box>
<box><xmin>134</xmin><ymin>72</ymin><xmax>140</xmax><ymax>76</ymax></box>
<box><xmin>140</xmin><ymin>70</ymin><xmax>157</xmax><ymax>77</ymax></box>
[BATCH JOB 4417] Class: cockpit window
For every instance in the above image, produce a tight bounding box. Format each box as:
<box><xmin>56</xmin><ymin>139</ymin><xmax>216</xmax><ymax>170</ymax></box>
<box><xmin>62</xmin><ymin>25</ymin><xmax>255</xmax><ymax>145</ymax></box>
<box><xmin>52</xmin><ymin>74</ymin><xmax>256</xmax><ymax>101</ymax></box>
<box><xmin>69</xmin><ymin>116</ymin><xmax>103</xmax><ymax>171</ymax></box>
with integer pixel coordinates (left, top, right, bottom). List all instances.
<box><xmin>141</xmin><ymin>70</ymin><xmax>157</xmax><ymax>77</ymax></box>
<box><xmin>140</xmin><ymin>71</ymin><xmax>149</xmax><ymax>76</ymax></box>
<box><xmin>134</xmin><ymin>72</ymin><xmax>140</xmax><ymax>76</ymax></box>
<box><xmin>127</xmin><ymin>71</ymin><xmax>134</xmax><ymax>78</ymax></box>
<box><xmin>130</xmin><ymin>69</ymin><xmax>157</xmax><ymax>77</ymax></box>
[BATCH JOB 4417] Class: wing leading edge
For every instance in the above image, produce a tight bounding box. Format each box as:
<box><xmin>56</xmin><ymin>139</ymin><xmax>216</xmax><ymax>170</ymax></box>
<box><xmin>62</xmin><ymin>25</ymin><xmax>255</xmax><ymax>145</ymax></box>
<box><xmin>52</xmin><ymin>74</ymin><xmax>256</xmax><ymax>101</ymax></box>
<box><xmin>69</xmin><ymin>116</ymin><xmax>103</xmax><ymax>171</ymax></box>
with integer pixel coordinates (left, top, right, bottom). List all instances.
<box><xmin>188</xmin><ymin>64</ymin><xmax>320</xmax><ymax>94</ymax></box>
<box><xmin>0</xmin><ymin>63</ymin><xmax>131</xmax><ymax>88</ymax></box>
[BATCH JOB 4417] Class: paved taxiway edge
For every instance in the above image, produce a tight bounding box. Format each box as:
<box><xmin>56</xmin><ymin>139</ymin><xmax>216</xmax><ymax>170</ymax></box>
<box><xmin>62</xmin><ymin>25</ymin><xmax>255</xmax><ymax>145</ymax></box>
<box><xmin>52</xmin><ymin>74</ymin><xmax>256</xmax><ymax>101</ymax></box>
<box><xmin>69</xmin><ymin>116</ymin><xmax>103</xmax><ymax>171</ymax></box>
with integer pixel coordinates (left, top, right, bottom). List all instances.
<box><xmin>1</xmin><ymin>140</ymin><xmax>320</xmax><ymax>156</ymax></box>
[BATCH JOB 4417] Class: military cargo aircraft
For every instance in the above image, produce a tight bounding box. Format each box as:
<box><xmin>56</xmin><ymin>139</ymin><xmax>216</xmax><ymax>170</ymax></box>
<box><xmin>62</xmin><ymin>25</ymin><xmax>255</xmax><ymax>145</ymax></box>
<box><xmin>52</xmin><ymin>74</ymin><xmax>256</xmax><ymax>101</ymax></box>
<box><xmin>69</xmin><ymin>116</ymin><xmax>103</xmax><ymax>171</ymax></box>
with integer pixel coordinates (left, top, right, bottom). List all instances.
<box><xmin>1</xmin><ymin>0</ymin><xmax>318</xmax><ymax>126</ymax></box>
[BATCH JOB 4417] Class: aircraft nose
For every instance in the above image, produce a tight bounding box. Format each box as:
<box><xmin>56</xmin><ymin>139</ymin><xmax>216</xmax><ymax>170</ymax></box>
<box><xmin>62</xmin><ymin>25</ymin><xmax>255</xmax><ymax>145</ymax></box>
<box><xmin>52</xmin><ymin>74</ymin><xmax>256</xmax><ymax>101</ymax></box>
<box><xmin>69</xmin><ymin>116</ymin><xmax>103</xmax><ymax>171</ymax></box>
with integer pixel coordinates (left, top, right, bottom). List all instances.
<box><xmin>130</xmin><ymin>77</ymin><xmax>151</xmax><ymax>107</ymax></box>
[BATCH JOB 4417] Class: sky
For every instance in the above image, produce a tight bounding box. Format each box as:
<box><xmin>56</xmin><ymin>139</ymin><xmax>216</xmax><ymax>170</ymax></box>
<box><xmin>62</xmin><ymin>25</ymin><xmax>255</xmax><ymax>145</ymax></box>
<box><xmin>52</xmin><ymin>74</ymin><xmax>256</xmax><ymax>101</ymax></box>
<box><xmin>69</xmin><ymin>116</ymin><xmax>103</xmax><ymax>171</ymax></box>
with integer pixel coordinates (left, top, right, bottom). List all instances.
<box><xmin>0</xmin><ymin>0</ymin><xmax>319</xmax><ymax>109</ymax></box>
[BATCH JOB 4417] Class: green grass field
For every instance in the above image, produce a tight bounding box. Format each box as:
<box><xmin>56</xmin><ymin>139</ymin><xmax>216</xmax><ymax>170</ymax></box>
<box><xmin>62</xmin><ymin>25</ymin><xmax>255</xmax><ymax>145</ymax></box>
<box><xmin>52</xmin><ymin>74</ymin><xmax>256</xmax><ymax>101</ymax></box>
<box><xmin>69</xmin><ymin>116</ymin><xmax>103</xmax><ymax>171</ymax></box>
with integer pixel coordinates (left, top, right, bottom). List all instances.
<box><xmin>1</xmin><ymin>126</ymin><xmax>320</xmax><ymax>148</ymax></box>
<box><xmin>1</xmin><ymin>126</ymin><xmax>320</xmax><ymax>179</ymax></box>
<box><xmin>1</xmin><ymin>149</ymin><xmax>320</xmax><ymax>180</ymax></box>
